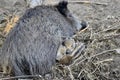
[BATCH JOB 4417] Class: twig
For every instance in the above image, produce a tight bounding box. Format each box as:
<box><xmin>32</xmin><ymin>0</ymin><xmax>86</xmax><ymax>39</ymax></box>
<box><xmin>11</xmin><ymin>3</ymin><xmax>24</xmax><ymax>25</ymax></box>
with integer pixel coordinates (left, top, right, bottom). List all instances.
<box><xmin>75</xmin><ymin>58</ymin><xmax>87</xmax><ymax>66</ymax></box>
<box><xmin>75</xmin><ymin>48</ymin><xmax>120</xmax><ymax>65</ymax></box>
<box><xmin>68</xmin><ymin>1</ymin><xmax>108</xmax><ymax>6</ymax></box>
<box><xmin>0</xmin><ymin>75</ymin><xmax>43</xmax><ymax>80</ymax></box>
<box><xmin>72</xmin><ymin>25</ymin><xmax>89</xmax><ymax>38</ymax></box>
<box><xmin>67</xmin><ymin>66</ymin><xmax>74</xmax><ymax>80</ymax></box>
<box><xmin>94</xmin><ymin>58</ymin><xmax>113</xmax><ymax>64</ymax></box>
<box><xmin>89</xmin><ymin>49</ymin><xmax>117</xmax><ymax>59</ymax></box>
<box><xmin>115</xmin><ymin>48</ymin><xmax>120</xmax><ymax>53</ymax></box>
<box><xmin>77</xmin><ymin>69</ymin><xmax>84</xmax><ymax>78</ymax></box>
<box><xmin>90</xmin><ymin>64</ymin><xmax>99</xmax><ymax>74</ymax></box>
<box><xmin>76</xmin><ymin>34</ymin><xmax>120</xmax><ymax>42</ymax></box>
<box><xmin>83</xmin><ymin>69</ymin><xmax>95</xmax><ymax>80</ymax></box>
<box><xmin>48</xmin><ymin>1</ymin><xmax>108</xmax><ymax>6</ymax></box>
<box><xmin>98</xmin><ymin>28</ymin><xmax>120</xmax><ymax>33</ymax></box>
<box><xmin>71</xmin><ymin>43</ymin><xmax>85</xmax><ymax>58</ymax></box>
<box><xmin>97</xmin><ymin>34</ymin><xmax>120</xmax><ymax>41</ymax></box>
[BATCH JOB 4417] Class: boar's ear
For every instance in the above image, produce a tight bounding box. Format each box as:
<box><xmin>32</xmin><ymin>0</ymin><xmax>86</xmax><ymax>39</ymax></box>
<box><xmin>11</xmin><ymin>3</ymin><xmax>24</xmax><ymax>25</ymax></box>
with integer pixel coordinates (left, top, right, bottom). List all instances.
<box><xmin>55</xmin><ymin>1</ymin><xmax>68</xmax><ymax>17</ymax></box>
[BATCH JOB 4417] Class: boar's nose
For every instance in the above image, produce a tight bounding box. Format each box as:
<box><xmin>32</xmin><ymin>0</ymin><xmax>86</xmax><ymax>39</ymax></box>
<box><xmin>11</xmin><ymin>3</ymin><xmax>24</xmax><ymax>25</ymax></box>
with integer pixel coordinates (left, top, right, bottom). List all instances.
<box><xmin>80</xmin><ymin>20</ymin><xmax>87</xmax><ymax>31</ymax></box>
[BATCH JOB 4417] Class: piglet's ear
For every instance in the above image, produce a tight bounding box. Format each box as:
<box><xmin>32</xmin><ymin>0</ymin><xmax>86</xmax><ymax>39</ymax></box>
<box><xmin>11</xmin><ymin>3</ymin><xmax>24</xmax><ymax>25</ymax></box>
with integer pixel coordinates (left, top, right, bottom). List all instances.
<box><xmin>55</xmin><ymin>1</ymin><xmax>68</xmax><ymax>17</ymax></box>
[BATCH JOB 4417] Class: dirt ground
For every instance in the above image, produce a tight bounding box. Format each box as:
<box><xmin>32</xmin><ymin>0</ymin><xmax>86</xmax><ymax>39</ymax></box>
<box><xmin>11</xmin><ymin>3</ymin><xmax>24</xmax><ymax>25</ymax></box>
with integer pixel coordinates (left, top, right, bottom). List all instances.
<box><xmin>51</xmin><ymin>0</ymin><xmax>120</xmax><ymax>80</ymax></box>
<box><xmin>0</xmin><ymin>0</ymin><xmax>120</xmax><ymax>80</ymax></box>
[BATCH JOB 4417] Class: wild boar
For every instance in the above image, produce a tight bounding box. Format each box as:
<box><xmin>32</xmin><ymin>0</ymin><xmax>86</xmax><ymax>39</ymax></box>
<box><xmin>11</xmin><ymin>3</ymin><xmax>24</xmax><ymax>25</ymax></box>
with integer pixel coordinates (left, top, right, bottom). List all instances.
<box><xmin>0</xmin><ymin>1</ymin><xmax>87</xmax><ymax>76</ymax></box>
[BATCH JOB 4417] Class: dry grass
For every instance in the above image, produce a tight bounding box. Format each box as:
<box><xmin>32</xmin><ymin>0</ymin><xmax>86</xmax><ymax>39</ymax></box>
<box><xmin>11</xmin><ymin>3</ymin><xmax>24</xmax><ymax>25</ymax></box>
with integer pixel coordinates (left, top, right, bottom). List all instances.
<box><xmin>51</xmin><ymin>27</ymin><xmax>120</xmax><ymax>80</ymax></box>
<box><xmin>2</xmin><ymin>15</ymin><xmax>19</xmax><ymax>36</ymax></box>
<box><xmin>0</xmin><ymin>0</ymin><xmax>120</xmax><ymax>80</ymax></box>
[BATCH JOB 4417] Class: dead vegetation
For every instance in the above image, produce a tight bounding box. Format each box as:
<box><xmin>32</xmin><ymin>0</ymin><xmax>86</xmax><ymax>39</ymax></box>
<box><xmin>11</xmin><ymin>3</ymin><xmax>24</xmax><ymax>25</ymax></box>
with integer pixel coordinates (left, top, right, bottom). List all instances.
<box><xmin>0</xmin><ymin>0</ymin><xmax>120</xmax><ymax>80</ymax></box>
<box><xmin>3</xmin><ymin>15</ymin><xmax>19</xmax><ymax>36</ymax></box>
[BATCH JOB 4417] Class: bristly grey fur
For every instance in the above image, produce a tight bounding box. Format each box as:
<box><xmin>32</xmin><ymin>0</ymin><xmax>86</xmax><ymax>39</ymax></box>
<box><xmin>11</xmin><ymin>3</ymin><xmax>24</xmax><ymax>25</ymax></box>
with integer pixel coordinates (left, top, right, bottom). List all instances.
<box><xmin>0</xmin><ymin>1</ymin><xmax>86</xmax><ymax>76</ymax></box>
